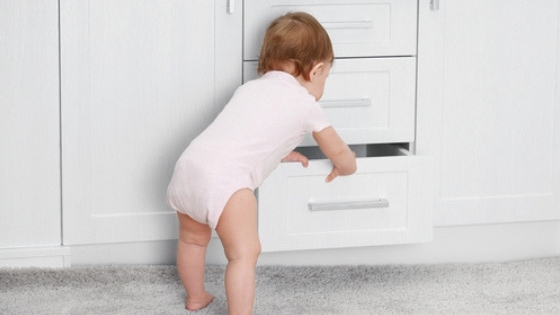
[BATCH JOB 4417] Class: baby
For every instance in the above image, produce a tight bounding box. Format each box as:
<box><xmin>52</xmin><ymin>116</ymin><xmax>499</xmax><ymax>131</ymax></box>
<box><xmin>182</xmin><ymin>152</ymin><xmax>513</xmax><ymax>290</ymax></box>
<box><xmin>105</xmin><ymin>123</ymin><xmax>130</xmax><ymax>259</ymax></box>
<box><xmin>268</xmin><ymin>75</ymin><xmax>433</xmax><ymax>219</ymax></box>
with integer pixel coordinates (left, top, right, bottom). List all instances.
<box><xmin>167</xmin><ymin>12</ymin><xmax>356</xmax><ymax>314</ymax></box>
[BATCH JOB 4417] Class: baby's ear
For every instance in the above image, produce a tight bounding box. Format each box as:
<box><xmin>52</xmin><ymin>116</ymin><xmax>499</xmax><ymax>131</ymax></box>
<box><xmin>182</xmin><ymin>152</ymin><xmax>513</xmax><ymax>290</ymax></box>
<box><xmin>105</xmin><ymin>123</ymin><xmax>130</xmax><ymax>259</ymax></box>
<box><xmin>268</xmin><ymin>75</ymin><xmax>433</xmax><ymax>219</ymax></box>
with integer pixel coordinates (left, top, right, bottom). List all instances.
<box><xmin>309</xmin><ymin>62</ymin><xmax>325</xmax><ymax>81</ymax></box>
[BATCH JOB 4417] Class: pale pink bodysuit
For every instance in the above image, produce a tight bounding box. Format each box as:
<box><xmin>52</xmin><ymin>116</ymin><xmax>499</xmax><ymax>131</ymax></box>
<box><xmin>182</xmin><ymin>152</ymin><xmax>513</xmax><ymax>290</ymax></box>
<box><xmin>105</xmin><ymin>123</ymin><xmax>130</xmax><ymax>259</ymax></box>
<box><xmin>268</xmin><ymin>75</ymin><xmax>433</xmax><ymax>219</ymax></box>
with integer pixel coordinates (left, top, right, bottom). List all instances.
<box><xmin>166</xmin><ymin>71</ymin><xmax>330</xmax><ymax>229</ymax></box>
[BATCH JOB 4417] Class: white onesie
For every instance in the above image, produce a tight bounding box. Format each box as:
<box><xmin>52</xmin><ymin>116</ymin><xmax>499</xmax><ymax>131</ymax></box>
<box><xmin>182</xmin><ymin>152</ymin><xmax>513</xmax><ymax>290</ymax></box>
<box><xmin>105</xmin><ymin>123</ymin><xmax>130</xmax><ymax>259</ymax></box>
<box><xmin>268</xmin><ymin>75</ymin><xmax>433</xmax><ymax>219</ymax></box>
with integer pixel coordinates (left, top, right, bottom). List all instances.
<box><xmin>166</xmin><ymin>71</ymin><xmax>330</xmax><ymax>229</ymax></box>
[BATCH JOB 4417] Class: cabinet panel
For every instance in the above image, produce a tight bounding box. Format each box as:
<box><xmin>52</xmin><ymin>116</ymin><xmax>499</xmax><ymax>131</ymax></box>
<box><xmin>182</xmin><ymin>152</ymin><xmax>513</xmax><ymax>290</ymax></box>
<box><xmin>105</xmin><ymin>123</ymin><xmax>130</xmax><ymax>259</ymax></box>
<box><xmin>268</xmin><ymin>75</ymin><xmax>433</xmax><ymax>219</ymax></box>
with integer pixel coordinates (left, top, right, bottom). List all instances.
<box><xmin>61</xmin><ymin>0</ymin><xmax>242</xmax><ymax>244</ymax></box>
<box><xmin>244</xmin><ymin>0</ymin><xmax>418</xmax><ymax>60</ymax></box>
<box><xmin>0</xmin><ymin>0</ymin><xmax>61</xmax><ymax>248</ymax></box>
<box><xmin>244</xmin><ymin>58</ymin><xmax>416</xmax><ymax>145</ymax></box>
<box><xmin>416</xmin><ymin>0</ymin><xmax>560</xmax><ymax>225</ymax></box>
<box><xmin>258</xmin><ymin>146</ymin><xmax>434</xmax><ymax>252</ymax></box>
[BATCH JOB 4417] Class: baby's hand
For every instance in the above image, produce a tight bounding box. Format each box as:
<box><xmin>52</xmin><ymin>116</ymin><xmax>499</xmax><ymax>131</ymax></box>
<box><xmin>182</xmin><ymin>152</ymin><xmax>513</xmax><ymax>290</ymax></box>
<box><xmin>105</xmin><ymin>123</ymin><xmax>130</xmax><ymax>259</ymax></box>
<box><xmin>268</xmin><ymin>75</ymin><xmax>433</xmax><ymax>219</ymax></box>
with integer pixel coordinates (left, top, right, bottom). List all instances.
<box><xmin>326</xmin><ymin>165</ymin><xmax>340</xmax><ymax>183</ymax></box>
<box><xmin>281</xmin><ymin>151</ymin><xmax>309</xmax><ymax>167</ymax></box>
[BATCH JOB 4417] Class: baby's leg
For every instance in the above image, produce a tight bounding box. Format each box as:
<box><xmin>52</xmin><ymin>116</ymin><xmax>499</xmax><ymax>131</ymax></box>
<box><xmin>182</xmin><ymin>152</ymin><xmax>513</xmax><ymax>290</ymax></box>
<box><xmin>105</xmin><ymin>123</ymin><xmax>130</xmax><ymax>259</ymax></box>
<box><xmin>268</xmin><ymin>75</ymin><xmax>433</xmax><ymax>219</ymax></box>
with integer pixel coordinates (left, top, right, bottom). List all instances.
<box><xmin>216</xmin><ymin>189</ymin><xmax>261</xmax><ymax>315</ymax></box>
<box><xmin>176</xmin><ymin>212</ymin><xmax>214</xmax><ymax>311</ymax></box>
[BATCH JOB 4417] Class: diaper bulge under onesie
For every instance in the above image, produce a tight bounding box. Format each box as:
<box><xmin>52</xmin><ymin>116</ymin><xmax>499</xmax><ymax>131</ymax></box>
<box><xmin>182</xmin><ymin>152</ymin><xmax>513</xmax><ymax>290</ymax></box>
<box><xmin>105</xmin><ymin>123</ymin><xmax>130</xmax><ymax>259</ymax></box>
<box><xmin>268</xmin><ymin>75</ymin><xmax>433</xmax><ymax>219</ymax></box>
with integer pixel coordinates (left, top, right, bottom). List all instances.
<box><xmin>166</xmin><ymin>148</ymin><xmax>254</xmax><ymax>230</ymax></box>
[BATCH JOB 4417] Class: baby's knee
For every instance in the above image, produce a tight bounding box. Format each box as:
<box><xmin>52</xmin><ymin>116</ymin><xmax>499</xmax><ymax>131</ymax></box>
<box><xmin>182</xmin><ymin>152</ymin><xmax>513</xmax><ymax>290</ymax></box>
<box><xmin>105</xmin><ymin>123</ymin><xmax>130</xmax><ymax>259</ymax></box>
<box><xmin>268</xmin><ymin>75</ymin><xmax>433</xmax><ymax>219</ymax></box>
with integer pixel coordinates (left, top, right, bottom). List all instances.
<box><xmin>252</xmin><ymin>241</ymin><xmax>262</xmax><ymax>258</ymax></box>
<box><xmin>226</xmin><ymin>241</ymin><xmax>261</xmax><ymax>264</ymax></box>
<box><xmin>240</xmin><ymin>241</ymin><xmax>261</xmax><ymax>260</ymax></box>
<box><xmin>178</xmin><ymin>226</ymin><xmax>212</xmax><ymax>247</ymax></box>
<box><xmin>179</xmin><ymin>233</ymin><xmax>211</xmax><ymax>248</ymax></box>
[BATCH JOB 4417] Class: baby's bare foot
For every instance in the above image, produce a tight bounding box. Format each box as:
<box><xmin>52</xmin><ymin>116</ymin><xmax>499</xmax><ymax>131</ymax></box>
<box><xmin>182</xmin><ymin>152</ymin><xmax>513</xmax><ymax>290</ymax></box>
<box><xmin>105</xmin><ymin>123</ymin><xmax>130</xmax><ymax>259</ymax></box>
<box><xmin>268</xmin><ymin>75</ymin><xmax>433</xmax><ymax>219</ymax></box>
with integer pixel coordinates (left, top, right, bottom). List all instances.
<box><xmin>186</xmin><ymin>292</ymin><xmax>214</xmax><ymax>311</ymax></box>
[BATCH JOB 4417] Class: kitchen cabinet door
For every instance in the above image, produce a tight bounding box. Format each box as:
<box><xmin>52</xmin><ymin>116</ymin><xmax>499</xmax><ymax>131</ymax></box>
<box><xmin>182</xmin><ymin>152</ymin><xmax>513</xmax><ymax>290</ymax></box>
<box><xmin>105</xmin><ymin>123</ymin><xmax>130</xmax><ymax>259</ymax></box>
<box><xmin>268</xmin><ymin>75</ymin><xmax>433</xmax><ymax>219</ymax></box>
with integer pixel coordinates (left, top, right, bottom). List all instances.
<box><xmin>0</xmin><ymin>0</ymin><xmax>61</xmax><ymax>249</ymax></box>
<box><xmin>416</xmin><ymin>0</ymin><xmax>560</xmax><ymax>225</ymax></box>
<box><xmin>61</xmin><ymin>0</ymin><xmax>242</xmax><ymax>244</ymax></box>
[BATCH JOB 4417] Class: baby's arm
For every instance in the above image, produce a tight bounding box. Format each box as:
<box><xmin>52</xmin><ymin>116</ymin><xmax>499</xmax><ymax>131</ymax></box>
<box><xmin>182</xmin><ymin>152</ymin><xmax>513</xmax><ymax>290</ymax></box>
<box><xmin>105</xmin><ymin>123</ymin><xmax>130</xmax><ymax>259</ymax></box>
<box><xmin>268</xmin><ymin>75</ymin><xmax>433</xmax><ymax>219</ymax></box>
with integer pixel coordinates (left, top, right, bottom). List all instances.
<box><xmin>313</xmin><ymin>126</ymin><xmax>357</xmax><ymax>182</ymax></box>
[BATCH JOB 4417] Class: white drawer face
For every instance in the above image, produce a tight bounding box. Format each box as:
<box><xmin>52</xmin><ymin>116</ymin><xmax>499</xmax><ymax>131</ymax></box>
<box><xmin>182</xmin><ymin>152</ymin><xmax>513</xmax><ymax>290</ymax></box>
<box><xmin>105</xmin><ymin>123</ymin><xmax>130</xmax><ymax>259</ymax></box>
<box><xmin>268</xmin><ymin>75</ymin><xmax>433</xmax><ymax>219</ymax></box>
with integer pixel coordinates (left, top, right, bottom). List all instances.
<box><xmin>244</xmin><ymin>0</ymin><xmax>418</xmax><ymax>60</ymax></box>
<box><xmin>243</xmin><ymin>57</ymin><xmax>416</xmax><ymax>145</ymax></box>
<box><xmin>258</xmin><ymin>145</ymin><xmax>434</xmax><ymax>252</ymax></box>
<box><xmin>286</xmin><ymin>171</ymin><xmax>408</xmax><ymax>235</ymax></box>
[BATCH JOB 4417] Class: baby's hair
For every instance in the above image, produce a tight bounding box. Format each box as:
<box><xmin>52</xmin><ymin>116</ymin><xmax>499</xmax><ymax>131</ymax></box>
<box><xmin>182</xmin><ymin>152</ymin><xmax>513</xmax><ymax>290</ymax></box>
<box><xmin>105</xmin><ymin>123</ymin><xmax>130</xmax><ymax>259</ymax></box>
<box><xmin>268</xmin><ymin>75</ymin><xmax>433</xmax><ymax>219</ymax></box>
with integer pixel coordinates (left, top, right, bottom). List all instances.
<box><xmin>257</xmin><ymin>12</ymin><xmax>334</xmax><ymax>80</ymax></box>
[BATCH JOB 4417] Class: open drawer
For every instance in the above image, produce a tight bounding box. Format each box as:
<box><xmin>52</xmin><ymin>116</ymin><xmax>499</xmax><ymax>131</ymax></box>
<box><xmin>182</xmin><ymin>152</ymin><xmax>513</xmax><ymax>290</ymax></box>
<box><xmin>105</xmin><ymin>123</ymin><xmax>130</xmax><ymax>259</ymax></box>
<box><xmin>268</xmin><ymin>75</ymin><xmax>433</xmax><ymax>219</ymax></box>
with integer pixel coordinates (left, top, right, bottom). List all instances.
<box><xmin>244</xmin><ymin>0</ymin><xmax>418</xmax><ymax>60</ymax></box>
<box><xmin>257</xmin><ymin>144</ymin><xmax>434</xmax><ymax>252</ymax></box>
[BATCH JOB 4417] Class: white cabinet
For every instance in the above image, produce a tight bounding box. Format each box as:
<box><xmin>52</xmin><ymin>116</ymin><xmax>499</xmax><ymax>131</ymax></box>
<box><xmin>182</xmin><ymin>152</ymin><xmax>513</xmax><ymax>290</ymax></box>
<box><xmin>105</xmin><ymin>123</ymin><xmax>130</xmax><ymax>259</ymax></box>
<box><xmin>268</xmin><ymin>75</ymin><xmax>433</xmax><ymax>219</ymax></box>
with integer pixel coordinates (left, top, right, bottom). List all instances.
<box><xmin>245</xmin><ymin>0</ymin><xmax>434</xmax><ymax>252</ymax></box>
<box><xmin>2</xmin><ymin>0</ymin><xmax>558</xmax><ymax>266</ymax></box>
<box><xmin>60</xmin><ymin>0</ymin><xmax>242</xmax><ymax>245</ymax></box>
<box><xmin>416</xmin><ymin>0</ymin><xmax>560</xmax><ymax>226</ymax></box>
<box><xmin>0</xmin><ymin>1</ymin><xmax>61</xmax><ymax>249</ymax></box>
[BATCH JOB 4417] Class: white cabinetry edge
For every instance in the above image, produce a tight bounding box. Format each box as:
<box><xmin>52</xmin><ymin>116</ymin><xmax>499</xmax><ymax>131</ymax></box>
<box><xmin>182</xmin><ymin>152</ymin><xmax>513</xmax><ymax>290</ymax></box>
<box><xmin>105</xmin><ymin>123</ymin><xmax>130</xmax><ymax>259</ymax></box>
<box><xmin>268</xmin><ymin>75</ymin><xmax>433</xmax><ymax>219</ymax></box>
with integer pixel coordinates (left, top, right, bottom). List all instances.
<box><xmin>0</xmin><ymin>247</ymin><xmax>71</xmax><ymax>268</ymax></box>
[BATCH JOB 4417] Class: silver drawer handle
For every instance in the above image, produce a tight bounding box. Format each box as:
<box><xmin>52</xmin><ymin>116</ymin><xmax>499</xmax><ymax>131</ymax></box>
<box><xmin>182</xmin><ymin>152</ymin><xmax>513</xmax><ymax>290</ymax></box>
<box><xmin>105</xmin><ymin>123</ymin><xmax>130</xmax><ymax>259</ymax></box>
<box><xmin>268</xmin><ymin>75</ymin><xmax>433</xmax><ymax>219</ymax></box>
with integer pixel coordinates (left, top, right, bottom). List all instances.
<box><xmin>322</xmin><ymin>21</ymin><xmax>374</xmax><ymax>30</ymax></box>
<box><xmin>308</xmin><ymin>199</ymin><xmax>390</xmax><ymax>212</ymax></box>
<box><xmin>319</xmin><ymin>99</ymin><xmax>372</xmax><ymax>108</ymax></box>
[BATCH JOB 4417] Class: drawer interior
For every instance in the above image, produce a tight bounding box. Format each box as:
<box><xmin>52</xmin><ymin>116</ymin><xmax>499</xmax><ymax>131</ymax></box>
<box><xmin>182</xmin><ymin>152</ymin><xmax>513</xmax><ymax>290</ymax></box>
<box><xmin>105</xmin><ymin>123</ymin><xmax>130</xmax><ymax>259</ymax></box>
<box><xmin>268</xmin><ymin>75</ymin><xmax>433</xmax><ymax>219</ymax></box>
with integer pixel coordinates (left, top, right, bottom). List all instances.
<box><xmin>294</xmin><ymin>143</ymin><xmax>411</xmax><ymax>160</ymax></box>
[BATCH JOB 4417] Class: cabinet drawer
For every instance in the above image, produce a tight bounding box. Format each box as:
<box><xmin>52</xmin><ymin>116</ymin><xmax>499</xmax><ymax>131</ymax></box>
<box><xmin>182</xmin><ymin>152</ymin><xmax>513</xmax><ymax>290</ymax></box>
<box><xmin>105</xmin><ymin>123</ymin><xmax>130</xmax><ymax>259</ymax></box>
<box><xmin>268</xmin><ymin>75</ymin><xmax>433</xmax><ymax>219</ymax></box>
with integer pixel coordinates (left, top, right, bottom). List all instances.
<box><xmin>243</xmin><ymin>57</ymin><xmax>416</xmax><ymax>145</ymax></box>
<box><xmin>258</xmin><ymin>145</ymin><xmax>434</xmax><ymax>252</ymax></box>
<box><xmin>244</xmin><ymin>0</ymin><xmax>418</xmax><ymax>60</ymax></box>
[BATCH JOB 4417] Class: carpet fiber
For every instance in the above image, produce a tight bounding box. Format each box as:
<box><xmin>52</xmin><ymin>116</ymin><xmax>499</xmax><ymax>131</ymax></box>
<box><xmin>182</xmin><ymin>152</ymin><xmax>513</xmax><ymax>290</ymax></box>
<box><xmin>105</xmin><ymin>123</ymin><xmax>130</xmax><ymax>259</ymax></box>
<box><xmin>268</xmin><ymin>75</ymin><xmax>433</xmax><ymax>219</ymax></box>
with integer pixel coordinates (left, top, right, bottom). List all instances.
<box><xmin>1</xmin><ymin>258</ymin><xmax>560</xmax><ymax>314</ymax></box>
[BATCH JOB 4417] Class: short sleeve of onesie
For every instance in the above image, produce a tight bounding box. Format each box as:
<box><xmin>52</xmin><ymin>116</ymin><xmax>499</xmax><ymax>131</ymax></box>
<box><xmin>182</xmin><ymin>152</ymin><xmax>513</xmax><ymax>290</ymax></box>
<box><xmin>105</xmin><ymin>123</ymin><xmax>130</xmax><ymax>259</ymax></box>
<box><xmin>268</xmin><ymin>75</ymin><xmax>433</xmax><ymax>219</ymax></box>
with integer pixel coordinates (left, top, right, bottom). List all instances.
<box><xmin>303</xmin><ymin>102</ymin><xmax>331</xmax><ymax>133</ymax></box>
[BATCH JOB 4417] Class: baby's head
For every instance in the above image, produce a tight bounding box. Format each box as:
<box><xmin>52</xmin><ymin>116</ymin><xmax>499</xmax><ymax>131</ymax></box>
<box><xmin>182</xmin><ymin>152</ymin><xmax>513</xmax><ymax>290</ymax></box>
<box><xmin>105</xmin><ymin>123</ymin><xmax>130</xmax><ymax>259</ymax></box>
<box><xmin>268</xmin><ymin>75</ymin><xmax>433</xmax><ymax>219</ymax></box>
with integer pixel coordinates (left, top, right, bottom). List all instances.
<box><xmin>258</xmin><ymin>12</ymin><xmax>334</xmax><ymax>81</ymax></box>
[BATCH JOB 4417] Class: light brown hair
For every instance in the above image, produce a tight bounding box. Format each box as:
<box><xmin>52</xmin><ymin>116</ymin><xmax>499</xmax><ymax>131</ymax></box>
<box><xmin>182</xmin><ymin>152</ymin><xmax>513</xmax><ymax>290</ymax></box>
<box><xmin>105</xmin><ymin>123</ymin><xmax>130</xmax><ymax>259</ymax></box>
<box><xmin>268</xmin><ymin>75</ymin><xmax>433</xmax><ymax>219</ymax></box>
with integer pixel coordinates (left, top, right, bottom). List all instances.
<box><xmin>257</xmin><ymin>12</ymin><xmax>334</xmax><ymax>80</ymax></box>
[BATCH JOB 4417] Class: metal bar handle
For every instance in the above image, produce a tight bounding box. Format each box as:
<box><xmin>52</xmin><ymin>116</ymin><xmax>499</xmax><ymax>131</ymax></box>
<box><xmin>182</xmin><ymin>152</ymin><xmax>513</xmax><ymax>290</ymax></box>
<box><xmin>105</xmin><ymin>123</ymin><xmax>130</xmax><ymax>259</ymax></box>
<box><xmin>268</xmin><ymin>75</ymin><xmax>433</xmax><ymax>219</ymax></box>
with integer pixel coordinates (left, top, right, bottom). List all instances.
<box><xmin>308</xmin><ymin>199</ymin><xmax>390</xmax><ymax>212</ymax></box>
<box><xmin>228</xmin><ymin>0</ymin><xmax>235</xmax><ymax>14</ymax></box>
<box><xmin>322</xmin><ymin>21</ymin><xmax>374</xmax><ymax>30</ymax></box>
<box><xmin>319</xmin><ymin>99</ymin><xmax>372</xmax><ymax>108</ymax></box>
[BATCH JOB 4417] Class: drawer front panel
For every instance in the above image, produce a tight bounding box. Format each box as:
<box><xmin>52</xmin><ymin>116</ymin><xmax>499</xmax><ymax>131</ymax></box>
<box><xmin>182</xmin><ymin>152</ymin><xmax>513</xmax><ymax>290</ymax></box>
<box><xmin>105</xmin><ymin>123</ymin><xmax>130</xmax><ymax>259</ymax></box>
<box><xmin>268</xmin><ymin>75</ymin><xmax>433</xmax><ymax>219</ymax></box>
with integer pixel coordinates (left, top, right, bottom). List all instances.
<box><xmin>258</xmin><ymin>152</ymin><xmax>434</xmax><ymax>252</ymax></box>
<box><xmin>286</xmin><ymin>171</ymin><xmax>408</xmax><ymax>235</ymax></box>
<box><xmin>244</xmin><ymin>0</ymin><xmax>418</xmax><ymax>60</ymax></box>
<box><xmin>243</xmin><ymin>57</ymin><xmax>416</xmax><ymax>145</ymax></box>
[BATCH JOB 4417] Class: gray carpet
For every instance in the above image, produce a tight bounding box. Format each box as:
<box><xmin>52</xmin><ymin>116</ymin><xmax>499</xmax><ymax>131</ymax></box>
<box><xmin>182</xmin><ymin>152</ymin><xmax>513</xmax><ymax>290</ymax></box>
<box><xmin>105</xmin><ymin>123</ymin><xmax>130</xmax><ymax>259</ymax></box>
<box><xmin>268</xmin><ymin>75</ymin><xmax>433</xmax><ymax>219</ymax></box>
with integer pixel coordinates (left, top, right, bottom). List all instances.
<box><xmin>1</xmin><ymin>258</ymin><xmax>560</xmax><ymax>314</ymax></box>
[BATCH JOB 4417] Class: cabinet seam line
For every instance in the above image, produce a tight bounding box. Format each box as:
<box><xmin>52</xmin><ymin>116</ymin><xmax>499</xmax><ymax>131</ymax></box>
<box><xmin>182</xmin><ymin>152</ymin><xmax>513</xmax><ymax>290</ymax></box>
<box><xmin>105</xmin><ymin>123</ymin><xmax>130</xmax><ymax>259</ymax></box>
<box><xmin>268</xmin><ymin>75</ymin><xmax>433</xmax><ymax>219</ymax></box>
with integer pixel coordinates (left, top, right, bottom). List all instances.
<box><xmin>57</xmin><ymin>0</ymin><xmax>64</xmax><ymax>246</ymax></box>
